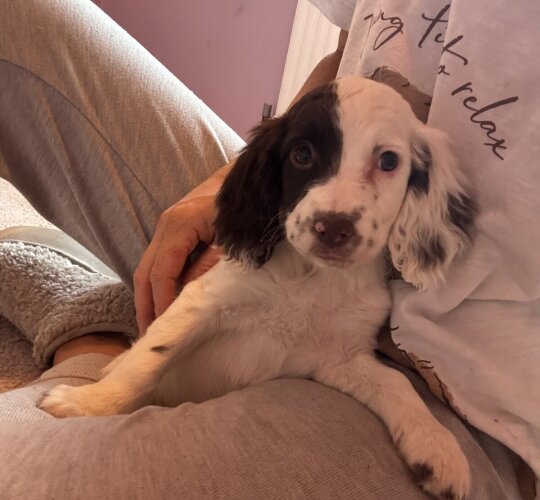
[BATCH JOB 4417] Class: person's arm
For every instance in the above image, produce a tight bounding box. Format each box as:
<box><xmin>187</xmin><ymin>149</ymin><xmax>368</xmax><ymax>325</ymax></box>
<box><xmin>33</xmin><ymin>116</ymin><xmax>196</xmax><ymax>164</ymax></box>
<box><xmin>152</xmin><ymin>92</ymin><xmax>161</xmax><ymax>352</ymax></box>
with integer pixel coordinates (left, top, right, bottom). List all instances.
<box><xmin>287</xmin><ymin>28</ymin><xmax>348</xmax><ymax>109</ymax></box>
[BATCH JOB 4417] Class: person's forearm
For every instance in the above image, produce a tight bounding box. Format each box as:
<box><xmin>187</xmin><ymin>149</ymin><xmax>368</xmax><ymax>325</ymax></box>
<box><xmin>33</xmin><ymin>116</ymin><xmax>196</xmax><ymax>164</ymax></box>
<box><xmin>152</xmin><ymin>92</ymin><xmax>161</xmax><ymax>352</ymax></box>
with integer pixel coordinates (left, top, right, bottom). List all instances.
<box><xmin>182</xmin><ymin>161</ymin><xmax>234</xmax><ymax>201</ymax></box>
<box><xmin>287</xmin><ymin>29</ymin><xmax>348</xmax><ymax>110</ymax></box>
<box><xmin>186</xmin><ymin>30</ymin><xmax>349</xmax><ymax>200</ymax></box>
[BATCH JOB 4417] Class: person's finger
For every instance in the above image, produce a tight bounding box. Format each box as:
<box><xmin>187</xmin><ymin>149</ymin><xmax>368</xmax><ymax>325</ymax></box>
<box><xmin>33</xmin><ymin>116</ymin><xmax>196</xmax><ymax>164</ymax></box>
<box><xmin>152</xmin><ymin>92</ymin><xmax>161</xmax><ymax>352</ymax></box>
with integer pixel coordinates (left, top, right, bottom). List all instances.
<box><xmin>150</xmin><ymin>229</ymin><xmax>200</xmax><ymax>318</ymax></box>
<box><xmin>133</xmin><ymin>224</ymin><xmax>166</xmax><ymax>334</ymax></box>
<box><xmin>134</xmin><ymin>251</ymin><xmax>158</xmax><ymax>334</ymax></box>
<box><xmin>134</xmin><ymin>275</ymin><xmax>155</xmax><ymax>334</ymax></box>
<box><xmin>182</xmin><ymin>246</ymin><xmax>222</xmax><ymax>285</ymax></box>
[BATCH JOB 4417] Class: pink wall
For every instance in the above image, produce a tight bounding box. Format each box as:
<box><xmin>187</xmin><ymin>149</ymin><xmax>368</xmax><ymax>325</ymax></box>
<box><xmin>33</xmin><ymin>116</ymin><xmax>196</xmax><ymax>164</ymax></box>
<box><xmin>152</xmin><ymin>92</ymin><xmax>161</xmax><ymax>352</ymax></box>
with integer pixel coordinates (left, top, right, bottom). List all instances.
<box><xmin>95</xmin><ymin>0</ymin><xmax>296</xmax><ymax>138</ymax></box>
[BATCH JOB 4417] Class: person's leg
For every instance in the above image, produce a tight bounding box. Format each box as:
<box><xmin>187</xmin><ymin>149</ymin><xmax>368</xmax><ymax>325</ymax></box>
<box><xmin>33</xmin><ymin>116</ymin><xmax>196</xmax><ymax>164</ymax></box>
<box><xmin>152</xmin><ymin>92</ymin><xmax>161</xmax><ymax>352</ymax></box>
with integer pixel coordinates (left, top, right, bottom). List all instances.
<box><xmin>0</xmin><ymin>0</ymin><xmax>244</xmax><ymax>285</ymax></box>
<box><xmin>0</xmin><ymin>358</ymin><xmax>512</xmax><ymax>500</ymax></box>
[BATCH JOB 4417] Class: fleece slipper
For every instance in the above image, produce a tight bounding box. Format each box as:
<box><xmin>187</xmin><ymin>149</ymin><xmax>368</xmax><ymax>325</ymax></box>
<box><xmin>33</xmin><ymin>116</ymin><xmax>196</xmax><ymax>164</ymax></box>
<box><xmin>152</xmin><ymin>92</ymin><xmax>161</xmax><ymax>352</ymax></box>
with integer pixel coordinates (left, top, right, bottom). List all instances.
<box><xmin>0</xmin><ymin>227</ymin><xmax>137</xmax><ymax>368</ymax></box>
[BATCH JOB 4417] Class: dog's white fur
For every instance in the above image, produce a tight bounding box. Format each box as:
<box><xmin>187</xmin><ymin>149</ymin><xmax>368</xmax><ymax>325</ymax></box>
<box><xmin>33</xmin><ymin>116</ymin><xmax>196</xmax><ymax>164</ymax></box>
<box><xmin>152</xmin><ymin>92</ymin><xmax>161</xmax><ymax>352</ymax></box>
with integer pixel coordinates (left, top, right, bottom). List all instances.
<box><xmin>40</xmin><ymin>77</ymin><xmax>473</xmax><ymax>499</ymax></box>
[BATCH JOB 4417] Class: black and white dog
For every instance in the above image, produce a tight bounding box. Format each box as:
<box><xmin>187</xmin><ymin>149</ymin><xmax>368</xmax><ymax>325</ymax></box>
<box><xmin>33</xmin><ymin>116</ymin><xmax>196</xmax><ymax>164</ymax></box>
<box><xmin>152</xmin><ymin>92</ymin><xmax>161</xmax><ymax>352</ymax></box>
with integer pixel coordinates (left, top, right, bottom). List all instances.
<box><xmin>40</xmin><ymin>76</ymin><xmax>476</xmax><ymax>499</ymax></box>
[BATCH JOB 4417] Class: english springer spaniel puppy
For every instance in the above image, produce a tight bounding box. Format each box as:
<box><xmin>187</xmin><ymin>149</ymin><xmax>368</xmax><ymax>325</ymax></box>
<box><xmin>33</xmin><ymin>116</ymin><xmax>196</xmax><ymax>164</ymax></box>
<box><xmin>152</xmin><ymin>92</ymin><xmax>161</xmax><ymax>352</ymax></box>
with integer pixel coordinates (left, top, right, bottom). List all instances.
<box><xmin>40</xmin><ymin>76</ymin><xmax>476</xmax><ymax>499</ymax></box>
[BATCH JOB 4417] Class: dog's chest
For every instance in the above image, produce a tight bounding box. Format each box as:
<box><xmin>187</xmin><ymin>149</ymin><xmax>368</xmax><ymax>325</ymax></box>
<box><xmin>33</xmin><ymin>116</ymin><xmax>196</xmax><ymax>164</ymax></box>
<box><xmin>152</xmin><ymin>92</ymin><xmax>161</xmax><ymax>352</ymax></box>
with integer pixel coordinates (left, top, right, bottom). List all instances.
<box><xmin>220</xmin><ymin>271</ymin><xmax>390</xmax><ymax>352</ymax></box>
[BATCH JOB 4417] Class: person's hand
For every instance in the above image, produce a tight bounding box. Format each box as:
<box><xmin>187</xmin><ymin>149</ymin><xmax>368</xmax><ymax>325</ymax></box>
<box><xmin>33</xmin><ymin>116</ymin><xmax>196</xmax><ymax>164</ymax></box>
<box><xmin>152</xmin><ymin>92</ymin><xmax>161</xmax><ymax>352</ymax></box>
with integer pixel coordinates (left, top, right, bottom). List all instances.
<box><xmin>133</xmin><ymin>193</ymin><xmax>221</xmax><ymax>335</ymax></box>
<box><xmin>181</xmin><ymin>244</ymin><xmax>222</xmax><ymax>285</ymax></box>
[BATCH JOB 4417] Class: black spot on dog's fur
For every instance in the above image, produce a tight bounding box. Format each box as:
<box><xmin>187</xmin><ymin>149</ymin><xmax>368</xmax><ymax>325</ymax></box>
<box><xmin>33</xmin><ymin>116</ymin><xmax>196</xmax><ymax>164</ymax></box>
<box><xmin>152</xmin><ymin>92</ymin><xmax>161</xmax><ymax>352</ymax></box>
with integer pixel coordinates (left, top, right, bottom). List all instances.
<box><xmin>440</xmin><ymin>487</ymin><xmax>457</xmax><ymax>499</ymax></box>
<box><xmin>411</xmin><ymin>192</ymin><xmax>475</xmax><ymax>271</ymax></box>
<box><xmin>409</xmin><ymin>141</ymin><xmax>432</xmax><ymax>195</ymax></box>
<box><xmin>411</xmin><ymin>463</ymin><xmax>434</xmax><ymax>482</ymax></box>
<box><xmin>448</xmin><ymin>192</ymin><xmax>476</xmax><ymax>238</ymax></box>
<box><xmin>416</xmin><ymin>234</ymin><xmax>446</xmax><ymax>268</ymax></box>
<box><xmin>215</xmin><ymin>82</ymin><xmax>343</xmax><ymax>266</ymax></box>
<box><xmin>351</xmin><ymin>206</ymin><xmax>365</xmax><ymax>219</ymax></box>
<box><xmin>151</xmin><ymin>345</ymin><xmax>169</xmax><ymax>353</ymax></box>
<box><xmin>408</xmin><ymin>168</ymin><xmax>430</xmax><ymax>195</ymax></box>
<box><xmin>297</xmin><ymin>216</ymin><xmax>312</xmax><ymax>236</ymax></box>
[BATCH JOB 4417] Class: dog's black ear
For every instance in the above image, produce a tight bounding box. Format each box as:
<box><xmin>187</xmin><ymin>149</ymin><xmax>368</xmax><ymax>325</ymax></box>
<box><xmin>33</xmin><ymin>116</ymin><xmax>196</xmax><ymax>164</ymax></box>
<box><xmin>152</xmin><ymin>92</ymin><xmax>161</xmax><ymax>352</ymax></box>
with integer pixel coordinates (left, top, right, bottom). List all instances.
<box><xmin>215</xmin><ymin>116</ymin><xmax>287</xmax><ymax>266</ymax></box>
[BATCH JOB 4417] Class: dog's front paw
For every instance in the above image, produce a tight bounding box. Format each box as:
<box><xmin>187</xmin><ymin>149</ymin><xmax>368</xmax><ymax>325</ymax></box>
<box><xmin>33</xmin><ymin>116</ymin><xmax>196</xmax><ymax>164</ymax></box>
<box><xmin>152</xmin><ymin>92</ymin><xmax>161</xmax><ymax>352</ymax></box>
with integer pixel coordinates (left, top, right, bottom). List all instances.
<box><xmin>38</xmin><ymin>384</ymin><xmax>92</xmax><ymax>418</ymax></box>
<box><xmin>38</xmin><ymin>383</ymin><xmax>124</xmax><ymax>418</ymax></box>
<box><xmin>401</xmin><ymin>425</ymin><xmax>471</xmax><ymax>499</ymax></box>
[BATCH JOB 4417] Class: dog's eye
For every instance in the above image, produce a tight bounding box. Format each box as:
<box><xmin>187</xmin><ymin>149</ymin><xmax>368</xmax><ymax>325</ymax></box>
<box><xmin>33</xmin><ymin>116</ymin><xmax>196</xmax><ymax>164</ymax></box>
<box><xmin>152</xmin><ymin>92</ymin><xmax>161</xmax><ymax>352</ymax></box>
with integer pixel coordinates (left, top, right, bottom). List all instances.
<box><xmin>378</xmin><ymin>151</ymin><xmax>399</xmax><ymax>172</ymax></box>
<box><xmin>290</xmin><ymin>144</ymin><xmax>314</xmax><ymax>169</ymax></box>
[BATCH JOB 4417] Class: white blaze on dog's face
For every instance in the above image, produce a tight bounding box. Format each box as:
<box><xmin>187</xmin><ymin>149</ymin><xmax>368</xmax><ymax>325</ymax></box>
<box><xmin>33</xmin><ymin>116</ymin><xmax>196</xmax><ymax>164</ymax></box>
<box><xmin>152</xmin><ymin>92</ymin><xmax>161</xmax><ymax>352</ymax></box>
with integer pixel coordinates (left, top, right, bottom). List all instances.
<box><xmin>285</xmin><ymin>77</ymin><xmax>420</xmax><ymax>268</ymax></box>
<box><xmin>216</xmin><ymin>76</ymin><xmax>475</xmax><ymax>288</ymax></box>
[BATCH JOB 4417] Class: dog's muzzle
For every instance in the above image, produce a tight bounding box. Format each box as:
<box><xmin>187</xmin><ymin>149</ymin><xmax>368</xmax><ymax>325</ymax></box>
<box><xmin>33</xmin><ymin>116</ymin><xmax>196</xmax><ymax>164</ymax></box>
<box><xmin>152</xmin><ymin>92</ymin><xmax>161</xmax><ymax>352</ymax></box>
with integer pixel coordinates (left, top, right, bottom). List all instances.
<box><xmin>308</xmin><ymin>212</ymin><xmax>362</xmax><ymax>264</ymax></box>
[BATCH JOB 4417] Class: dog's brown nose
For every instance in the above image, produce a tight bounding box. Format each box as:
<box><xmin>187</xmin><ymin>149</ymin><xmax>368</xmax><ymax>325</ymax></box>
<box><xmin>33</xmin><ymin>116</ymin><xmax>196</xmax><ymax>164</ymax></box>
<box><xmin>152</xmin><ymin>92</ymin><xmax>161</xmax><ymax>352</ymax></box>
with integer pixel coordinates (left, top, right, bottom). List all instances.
<box><xmin>312</xmin><ymin>215</ymin><xmax>356</xmax><ymax>248</ymax></box>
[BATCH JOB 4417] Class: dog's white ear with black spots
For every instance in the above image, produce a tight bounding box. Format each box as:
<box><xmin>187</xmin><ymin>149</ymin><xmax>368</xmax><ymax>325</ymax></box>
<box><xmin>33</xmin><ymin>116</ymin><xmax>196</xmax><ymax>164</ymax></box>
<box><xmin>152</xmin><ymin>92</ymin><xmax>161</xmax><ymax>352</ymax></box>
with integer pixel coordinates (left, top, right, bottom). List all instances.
<box><xmin>388</xmin><ymin>126</ymin><xmax>476</xmax><ymax>289</ymax></box>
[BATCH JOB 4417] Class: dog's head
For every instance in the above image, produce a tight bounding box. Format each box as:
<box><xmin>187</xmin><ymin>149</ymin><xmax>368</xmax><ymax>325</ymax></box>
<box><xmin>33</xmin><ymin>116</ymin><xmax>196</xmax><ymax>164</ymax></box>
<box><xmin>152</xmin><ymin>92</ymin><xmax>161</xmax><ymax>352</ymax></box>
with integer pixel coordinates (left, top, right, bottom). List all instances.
<box><xmin>215</xmin><ymin>76</ymin><xmax>476</xmax><ymax>288</ymax></box>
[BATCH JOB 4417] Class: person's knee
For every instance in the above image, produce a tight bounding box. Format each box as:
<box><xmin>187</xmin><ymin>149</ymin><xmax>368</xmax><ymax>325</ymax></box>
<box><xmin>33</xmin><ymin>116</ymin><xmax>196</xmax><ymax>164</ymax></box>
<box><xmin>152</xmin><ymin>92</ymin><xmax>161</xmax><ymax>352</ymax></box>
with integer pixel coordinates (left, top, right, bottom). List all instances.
<box><xmin>0</xmin><ymin>0</ymin><xmax>107</xmax><ymax>73</ymax></box>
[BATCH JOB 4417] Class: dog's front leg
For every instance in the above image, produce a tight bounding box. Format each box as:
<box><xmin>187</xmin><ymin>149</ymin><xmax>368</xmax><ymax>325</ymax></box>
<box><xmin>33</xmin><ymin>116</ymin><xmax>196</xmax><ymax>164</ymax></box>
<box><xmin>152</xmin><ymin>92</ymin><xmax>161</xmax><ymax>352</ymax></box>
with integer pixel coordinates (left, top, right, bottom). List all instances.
<box><xmin>39</xmin><ymin>280</ymin><xmax>218</xmax><ymax>418</ymax></box>
<box><xmin>313</xmin><ymin>355</ymin><xmax>471</xmax><ymax>499</ymax></box>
